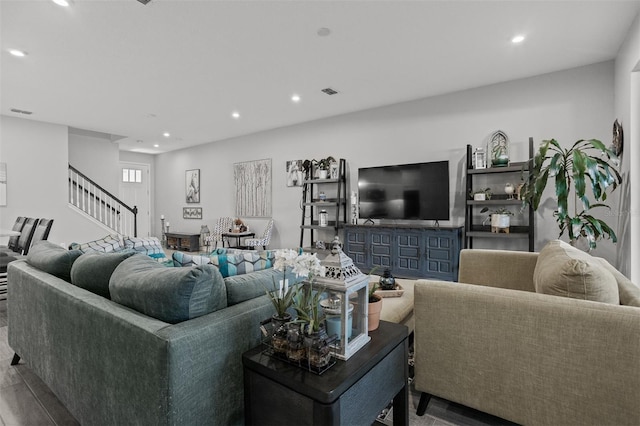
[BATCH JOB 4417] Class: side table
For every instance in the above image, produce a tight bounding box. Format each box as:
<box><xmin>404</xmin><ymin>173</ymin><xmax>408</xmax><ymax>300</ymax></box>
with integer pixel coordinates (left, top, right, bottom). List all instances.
<box><xmin>165</xmin><ymin>232</ymin><xmax>200</xmax><ymax>252</ymax></box>
<box><xmin>243</xmin><ymin>320</ymin><xmax>408</xmax><ymax>425</ymax></box>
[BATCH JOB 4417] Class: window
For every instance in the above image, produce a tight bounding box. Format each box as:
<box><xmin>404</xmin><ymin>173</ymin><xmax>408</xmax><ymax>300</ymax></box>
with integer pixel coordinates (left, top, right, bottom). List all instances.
<box><xmin>122</xmin><ymin>168</ymin><xmax>142</xmax><ymax>183</ymax></box>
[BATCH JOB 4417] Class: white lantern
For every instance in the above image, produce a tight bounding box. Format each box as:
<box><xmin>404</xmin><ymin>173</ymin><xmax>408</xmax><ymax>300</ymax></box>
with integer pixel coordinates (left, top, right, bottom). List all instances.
<box><xmin>315</xmin><ymin>248</ymin><xmax>370</xmax><ymax>360</ymax></box>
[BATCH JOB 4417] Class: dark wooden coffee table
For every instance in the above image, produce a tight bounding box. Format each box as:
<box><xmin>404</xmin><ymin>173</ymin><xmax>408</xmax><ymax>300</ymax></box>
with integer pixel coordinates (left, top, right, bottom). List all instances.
<box><xmin>242</xmin><ymin>320</ymin><xmax>408</xmax><ymax>425</ymax></box>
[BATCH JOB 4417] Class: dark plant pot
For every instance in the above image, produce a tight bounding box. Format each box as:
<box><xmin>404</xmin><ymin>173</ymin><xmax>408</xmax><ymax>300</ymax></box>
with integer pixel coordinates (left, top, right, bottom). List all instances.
<box><xmin>271</xmin><ymin>313</ymin><xmax>292</xmax><ymax>355</ymax></box>
<box><xmin>305</xmin><ymin>326</ymin><xmax>331</xmax><ymax>369</ymax></box>
<box><xmin>286</xmin><ymin>323</ymin><xmax>306</xmax><ymax>362</ymax></box>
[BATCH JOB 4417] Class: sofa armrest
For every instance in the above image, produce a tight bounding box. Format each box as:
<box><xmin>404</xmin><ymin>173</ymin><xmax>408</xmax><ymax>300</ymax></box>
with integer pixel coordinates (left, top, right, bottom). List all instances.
<box><xmin>458</xmin><ymin>249</ymin><xmax>538</xmax><ymax>292</ymax></box>
<box><xmin>414</xmin><ymin>280</ymin><xmax>640</xmax><ymax>426</ymax></box>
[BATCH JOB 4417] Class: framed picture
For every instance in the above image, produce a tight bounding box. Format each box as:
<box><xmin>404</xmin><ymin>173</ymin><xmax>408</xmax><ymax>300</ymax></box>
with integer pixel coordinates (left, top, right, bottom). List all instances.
<box><xmin>329</xmin><ymin>162</ymin><xmax>339</xmax><ymax>179</ymax></box>
<box><xmin>234</xmin><ymin>159</ymin><xmax>272</xmax><ymax>217</ymax></box>
<box><xmin>186</xmin><ymin>169</ymin><xmax>200</xmax><ymax>203</ymax></box>
<box><xmin>286</xmin><ymin>159</ymin><xmax>304</xmax><ymax>187</ymax></box>
<box><xmin>183</xmin><ymin>207</ymin><xmax>202</xmax><ymax>219</ymax></box>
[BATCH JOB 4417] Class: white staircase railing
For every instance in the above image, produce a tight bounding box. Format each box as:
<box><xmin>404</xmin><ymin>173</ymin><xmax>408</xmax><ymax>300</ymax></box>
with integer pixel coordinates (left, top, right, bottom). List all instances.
<box><xmin>68</xmin><ymin>164</ymin><xmax>138</xmax><ymax>237</ymax></box>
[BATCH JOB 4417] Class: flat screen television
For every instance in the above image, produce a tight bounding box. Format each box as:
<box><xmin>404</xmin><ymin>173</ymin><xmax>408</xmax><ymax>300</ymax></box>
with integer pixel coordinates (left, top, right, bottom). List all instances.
<box><xmin>358</xmin><ymin>160</ymin><xmax>450</xmax><ymax>221</ymax></box>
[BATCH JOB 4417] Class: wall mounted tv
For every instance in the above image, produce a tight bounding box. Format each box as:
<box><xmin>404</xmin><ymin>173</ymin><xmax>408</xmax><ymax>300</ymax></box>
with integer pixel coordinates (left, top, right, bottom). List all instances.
<box><xmin>358</xmin><ymin>160</ymin><xmax>450</xmax><ymax>221</ymax></box>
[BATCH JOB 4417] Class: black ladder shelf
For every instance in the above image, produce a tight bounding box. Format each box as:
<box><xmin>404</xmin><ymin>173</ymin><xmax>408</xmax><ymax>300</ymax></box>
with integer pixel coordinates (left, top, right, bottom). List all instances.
<box><xmin>299</xmin><ymin>158</ymin><xmax>347</xmax><ymax>248</ymax></box>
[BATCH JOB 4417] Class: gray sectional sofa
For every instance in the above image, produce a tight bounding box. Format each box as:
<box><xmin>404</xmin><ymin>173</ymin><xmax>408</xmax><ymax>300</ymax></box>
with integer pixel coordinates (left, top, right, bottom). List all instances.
<box><xmin>8</xmin><ymin>241</ymin><xmax>300</xmax><ymax>425</ymax></box>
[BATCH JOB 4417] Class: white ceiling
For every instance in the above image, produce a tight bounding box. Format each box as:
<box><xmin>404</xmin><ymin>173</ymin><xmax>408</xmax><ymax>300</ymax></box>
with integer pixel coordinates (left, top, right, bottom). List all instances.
<box><xmin>2</xmin><ymin>0</ymin><xmax>639</xmax><ymax>154</ymax></box>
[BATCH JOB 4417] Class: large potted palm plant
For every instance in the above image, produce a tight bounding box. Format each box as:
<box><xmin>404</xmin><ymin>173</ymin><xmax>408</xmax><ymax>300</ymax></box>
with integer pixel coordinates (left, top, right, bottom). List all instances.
<box><xmin>520</xmin><ymin>138</ymin><xmax>622</xmax><ymax>250</ymax></box>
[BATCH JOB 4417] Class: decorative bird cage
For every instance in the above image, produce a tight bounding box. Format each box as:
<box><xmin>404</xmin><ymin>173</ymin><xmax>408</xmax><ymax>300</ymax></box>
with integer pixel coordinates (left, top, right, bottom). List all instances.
<box><xmin>314</xmin><ymin>248</ymin><xmax>370</xmax><ymax>360</ymax></box>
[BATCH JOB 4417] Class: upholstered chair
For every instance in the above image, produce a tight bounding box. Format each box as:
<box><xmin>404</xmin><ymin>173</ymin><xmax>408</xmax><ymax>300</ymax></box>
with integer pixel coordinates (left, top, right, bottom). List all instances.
<box><xmin>244</xmin><ymin>219</ymin><xmax>274</xmax><ymax>250</ymax></box>
<box><xmin>205</xmin><ymin>217</ymin><xmax>234</xmax><ymax>249</ymax></box>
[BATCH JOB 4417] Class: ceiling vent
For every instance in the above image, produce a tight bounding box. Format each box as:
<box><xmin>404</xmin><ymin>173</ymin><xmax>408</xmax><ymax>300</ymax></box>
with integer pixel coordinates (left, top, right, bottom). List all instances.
<box><xmin>10</xmin><ymin>108</ymin><xmax>32</xmax><ymax>115</ymax></box>
<box><xmin>321</xmin><ymin>87</ymin><xmax>339</xmax><ymax>95</ymax></box>
<box><xmin>136</xmin><ymin>0</ymin><xmax>152</xmax><ymax>4</ymax></box>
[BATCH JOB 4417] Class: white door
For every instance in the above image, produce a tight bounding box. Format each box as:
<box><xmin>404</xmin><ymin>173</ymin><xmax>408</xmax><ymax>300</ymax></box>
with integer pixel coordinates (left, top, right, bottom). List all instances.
<box><xmin>119</xmin><ymin>162</ymin><xmax>151</xmax><ymax>237</ymax></box>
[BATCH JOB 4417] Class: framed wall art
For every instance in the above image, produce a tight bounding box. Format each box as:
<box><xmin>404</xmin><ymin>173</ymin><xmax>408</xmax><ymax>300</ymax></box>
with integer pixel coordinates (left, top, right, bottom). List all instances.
<box><xmin>286</xmin><ymin>159</ymin><xmax>304</xmax><ymax>187</ymax></box>
<box><xmin>186</xmin><ymin>169</ymin><xmax>200</xmax><ymax>203</ymax></box>
<box><xmin>234</xmin><ymin>159</ymin><xmax>272</xmax><ymax>217</ymax></box>
<box><xmin>183</xmin><ymin>207</ymin><xmax>202</xmax><ymax>219</ymax></box>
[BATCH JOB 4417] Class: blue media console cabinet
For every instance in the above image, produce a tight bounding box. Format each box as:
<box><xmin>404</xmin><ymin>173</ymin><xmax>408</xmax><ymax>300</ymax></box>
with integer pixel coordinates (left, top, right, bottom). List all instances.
<box><xmin>343</xmin><ymin>224</ymin><xmax>462</xmax><ymax>281</ymax></box>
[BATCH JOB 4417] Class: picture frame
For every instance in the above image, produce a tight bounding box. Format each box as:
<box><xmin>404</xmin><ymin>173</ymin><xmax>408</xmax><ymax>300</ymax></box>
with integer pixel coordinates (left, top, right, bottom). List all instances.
<box><xmin>286</xmin><ymin>159</ymin><xmax>304</xmax><ymax>187</ymax></box>
<box><xmin>186</xmin><ymin>169</ymin><xmax>200</xmax><ymax>203</ymax></box>
<box><xmin>183</xmin><ymin>207</ymin><xmax>202</xmax><ymax>219</ymax></box>
<box><xmin>234</xmin><ymin>159</ymin><xmax>272</xmax><ymax>217</ymax></box>
<box><xmin>329</xmin><ymin>162</ymin><xmax>339</xmax><ymax>179</ymax></box>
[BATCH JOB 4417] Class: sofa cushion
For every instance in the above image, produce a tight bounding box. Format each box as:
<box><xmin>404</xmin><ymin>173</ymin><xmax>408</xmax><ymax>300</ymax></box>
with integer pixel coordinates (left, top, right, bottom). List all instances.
<box><xmin>71</xmin><ymin>234</ymin><xmax>123</xmax><ymax>253</ymax></box>
<box><xmin>533</xmin><ymin>239</ymin><xmax>619</xmax><ymax>304</ymax></box>
<box><xmin>26</xmin><ymin>240</ymin><xmax>83</xmax><ymax>282</ymax></box>
<box><xmin>225</xmin><ymin>267</ymin><xmax>303</xmax><ymax>306</ymax></box>
<box><xmin>70</xmin><ymin>250</ymin><xmax>136</xmax><ymax>299</ymax></box>
<box><xmin>173</xmin><ymin>250</ymin><xmax>275</xmax><ymax>277</ymax></box>
<box><xmin>109</xmin><ymin>254</ymin><xmax>227</xmax><ymax>323</ymax></box>
<box><xmin>123</xmin><ymin>236</ymin><xmax>166</xmax><ymax>259</ymax></box>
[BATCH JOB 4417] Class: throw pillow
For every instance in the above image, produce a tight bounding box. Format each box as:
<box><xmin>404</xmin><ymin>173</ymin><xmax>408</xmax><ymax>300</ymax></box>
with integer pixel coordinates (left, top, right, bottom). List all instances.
<box><xmin>209</xmin><ymin>252</ymin><xmax>273</xmax><ymax>277</ymax></box>
<box><xmin>172</xmin><ymin>251</ymin><xmax>212</xmax><ymax>267</ymax></box>
<box><xmin>109</xmin><ymin>254</ymin><xmax>227</xmax><ymax>323</ymax></box>
<box><xmin>70</xmin><ymin>250</ymin><xmax>136</xmax><ymax>299</ymax></box>
<box><xmin>593</xmin><ymin>257</ymin><xmax>640</xmax><ymax>307</ymax></box>
<box><xmin>70</xmin><ymin>234</ymin><xmax>123</xmax><ymax>253</ymax></box>
<box><xmin>26</xmin><ymin>240</ymin><xmax>83</xmax><ymax>282</ymax></box>
<box><xmin>533</xmin><ymin>239</ymin><xmax>619</xmax><ymax>304</ymax></box>
<box><xmin>123</xmin><ymin>236</ymin><xmax>166</xmax><ymax>259</ymax></box>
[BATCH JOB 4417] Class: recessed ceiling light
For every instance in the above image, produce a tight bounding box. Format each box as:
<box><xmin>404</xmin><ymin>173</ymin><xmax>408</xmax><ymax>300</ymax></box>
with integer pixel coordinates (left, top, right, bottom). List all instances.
<box><xmin>51</xmin><ymin>0</ymin><xmax>73</xmax><ymax>6</ymax></box>
<box><xmin>511</xmin><ymin>35</ymin><xmax>525</xmax><ymax>44</ymax></box>
<box><xmin>163</xmin><ymin>132</ymin><xmax>170</xmax><ymax>138</ymax></box>
<box><xmin>232</xmin><ymin>111</ymin><xmax>240</xmax><ymax>119</ymax></box>
<box><xmin>291</xmin><ymin>94</ymin><xmax>301</xmax><ymax>103</ymax></box>
<box><xmin>8</xmin><ymin>49</ymin><xmax>27</xmax><ymax>57</ymax></box>
<box><xmin>153</xmin><ymin>144</ymin><xmax>159</xmax><ymax>148</ymax></box>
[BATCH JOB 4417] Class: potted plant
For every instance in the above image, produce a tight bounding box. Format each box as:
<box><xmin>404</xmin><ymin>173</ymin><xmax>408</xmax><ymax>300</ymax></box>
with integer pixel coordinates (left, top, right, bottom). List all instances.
<box><xmin>481</xmin><ymin>207</ymin><xmax>514</xmax><ymax>233</ymax></box>
<box><xmin>520</xmin><ymin>138</ymin><xmax>622</xmax><ymax>250</ymax></box>
<box><xmin>313</xmin><ymin>156</ymin><xmax>336</xmax><ymax>179</ymax></box>
<box><xmin>469</xmin><ymin>187</ymin><xmax>492</xmax><ymax>201</ymax></box>
<box><xmin>368</xmin><ymin>280</ymin><xmax>383</xmax><ymax>331</ymax></box>
<box><xmin>264</xmin><ymin>249</ymin><xmax>300</xmax><ymax>355</ymax></box>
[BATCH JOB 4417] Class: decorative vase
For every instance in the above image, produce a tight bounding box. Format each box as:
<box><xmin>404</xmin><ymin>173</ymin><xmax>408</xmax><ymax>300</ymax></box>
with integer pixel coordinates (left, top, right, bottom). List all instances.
<box><xmin>488</xmin><ymin>130</ymin><xmax>509</xmax><ymax>167</ymax></box>
<box><xmin>368</xmin><ymin>295</ymin><xmax>383</xmax><ymax>331</ymax></box>
<box><xmin>379</xmin><ymin>268</ymin><xmax>396</xmax><ymax>290</ymax></box>
<box><xmin>271</xmin><ymin>313</ymin><xmax>292</xmax><ymax>356</ymax></box>
<box><xmin>318</xmin><ymin>169</ymin><xmax>328</xmax><ymax>179</ymax></box>
<box><xmin>323</xmin><ymin>300</ymin><xmax>354</xmax><ymax>341</ymax></box>
<box><xmin>305</xmin><ymin>326</ymin><xmax>331</xmax><ymax>369</ymax></box>
<box><xmin>490</xmin><ymin>214</ymin><xmax>510</xmax><ymax>233</ymax></box>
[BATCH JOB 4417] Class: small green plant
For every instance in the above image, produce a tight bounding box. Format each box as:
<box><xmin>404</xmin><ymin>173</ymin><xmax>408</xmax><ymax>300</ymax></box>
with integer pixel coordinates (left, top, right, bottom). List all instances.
<box><xmin>314</xmin><ymin>156</ymin><xmax>336</xmax><ymax>171</ymax></box>
<box><xmin>265</xmin><ymin>282</ymin><xmax>298</xmax><ymax>319</ymax></box>
<box><xmin>469</xmin><ymin>188</ymin><xmax>492</xmax><ymax>199</ymax></box>
<box><xmin>367</xmin><ymin>266</ymin><xmax>382</xmax><ymax>303</ymax></box>
<box><xmin>292</xmin><ymin>283</ymin><xmax>326</xmax><ymax>334</ymax></box>
<box><xmin>480</xmin><ymin>207</ymin><xmax>514</xmax><ymax>215</ymax></box>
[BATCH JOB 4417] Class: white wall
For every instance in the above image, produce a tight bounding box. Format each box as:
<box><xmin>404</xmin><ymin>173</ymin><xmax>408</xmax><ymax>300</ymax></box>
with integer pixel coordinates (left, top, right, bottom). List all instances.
<box><xmin>614</xmin><ymin>12</ymin><xmax>640</xmax><ymax>280</ymax></box>
<box><xmin>155</xmin><ymin>61</ymin><xmax>618</xmax><ymax>264</ymax></box>
<box><xmin>0</xmin><ymin>116</ymin><xmax>106</xmax><ymax>246</ymax></box>
<box><xmin>68</xmin><ymin>130</ymin><xmax>120</xmax><ymax>194</ymax></box>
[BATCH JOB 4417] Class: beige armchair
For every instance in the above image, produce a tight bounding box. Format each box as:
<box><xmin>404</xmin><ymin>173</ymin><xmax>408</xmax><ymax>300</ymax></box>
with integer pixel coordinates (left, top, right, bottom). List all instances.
<box><xmin>414</xmin><ymin>248</ymin><xmax>640</xmax><ymax>426</ymax></box>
